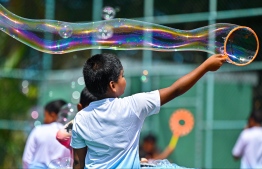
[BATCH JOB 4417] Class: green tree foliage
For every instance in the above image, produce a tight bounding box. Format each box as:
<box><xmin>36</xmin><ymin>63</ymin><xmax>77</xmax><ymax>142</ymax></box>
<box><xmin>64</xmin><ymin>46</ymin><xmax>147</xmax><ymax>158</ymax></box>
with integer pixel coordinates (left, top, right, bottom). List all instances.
<box><xmin>0</xmin><ymin>78</ymin><xmax>37</xmax><ymax>168</ymax></box>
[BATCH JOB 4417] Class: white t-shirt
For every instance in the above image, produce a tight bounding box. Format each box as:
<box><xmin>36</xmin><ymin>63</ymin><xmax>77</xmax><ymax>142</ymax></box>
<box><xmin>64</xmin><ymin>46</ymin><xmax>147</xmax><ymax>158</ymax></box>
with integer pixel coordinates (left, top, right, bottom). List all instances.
<box><xmin>71</xmin><ymin>90</ymin><xmax>161</xmax><ymax>168</ymax></box>
<box><xmin>232</xmin><ymin>126</ymin><xmax>262</xmax><ymax>169</ymax></box>
<box><xmin>22</xmin><ymin>122</ymin><xmax>71</xmax><ymax>169</ymax></box>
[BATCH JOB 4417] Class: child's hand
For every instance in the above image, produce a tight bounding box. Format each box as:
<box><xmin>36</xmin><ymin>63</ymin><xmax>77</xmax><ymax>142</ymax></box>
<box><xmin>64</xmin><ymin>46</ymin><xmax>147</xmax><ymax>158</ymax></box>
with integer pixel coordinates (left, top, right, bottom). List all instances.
<box><xmin>140</xmin><ymin>158</ymin><xmax>148</xmax><ymax>163</ymax></box>
<box><xmin>204</xmin><ymin>54</ymin><xmax>227</xmax><ymax>71</ymax></box>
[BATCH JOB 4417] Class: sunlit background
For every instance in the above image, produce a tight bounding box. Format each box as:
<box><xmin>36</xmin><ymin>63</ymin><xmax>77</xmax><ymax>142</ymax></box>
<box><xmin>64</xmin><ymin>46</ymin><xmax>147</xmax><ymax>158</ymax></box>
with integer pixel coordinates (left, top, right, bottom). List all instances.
<box><xmin>0</xmin><ymin>0</ymin><xmax>262</xmax><ymax>168</ymax></box>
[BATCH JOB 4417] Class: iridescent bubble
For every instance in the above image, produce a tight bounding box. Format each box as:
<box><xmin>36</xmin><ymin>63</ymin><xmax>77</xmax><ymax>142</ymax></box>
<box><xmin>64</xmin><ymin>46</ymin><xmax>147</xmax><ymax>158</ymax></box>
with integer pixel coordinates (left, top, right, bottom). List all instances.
<box><xmin>102</xmin><ymin>6</ymin><xmax>116</xmax><ymax>20</ymax></box>
<box><xmin>59</xmin><ymin>23</ymin><xmax>73</xmax><ymax>39</ymax></box>
<box><xmin>49</xmin><ymin>91</ymin><xmax>53</xmax><ymax>97</ymax></box>
<box><xmin>34</xmin><ymin>120</ymin><xmax>41</xmax><ymax>127</ymax></box>
<box><xmin>49</xmin><ymin>157</ymin><xmax>73</xmax><ymax>169</ymax></box>
<box><xmin>0</xmin><ymin>4</ymin><xmax>259</xmax><ymax>66</ymax></box>
<box><xmin>141</xmin><ymin>75</ymin><xmax>148</xmax><ymax>83</ymax></box>
<box><xmin>71</xmin><ymin>81</ymin><xmax>75</xmax><ymax>89</ymax></box>
<box><xmin>77</xmin><ymin>77</ymin><xmax>85</xmax><ymax>85</ymax></box>
<box><xmin>57</xmin><ymin>103</ymin><xmax>77</xmax><ymax>125</ymax></box>
<box><xmin>22</xmin><ymin>87</ymin><xmax>29</xmax><ymax>94</ymax></box>
<box><xmin>143</xmin><ymin>70</ymin><xmax>149</xmax><ymax>76</ymax></box>
<box><xmin>72</xmin><ymin>91</ymin><xmax>80</xmax><ymax>99</ymax></box>
<box><xmin>31</xmin><ymin>111</ymin><xmax>39</xmax><ymax>119</ymax></box>
<box><xmin>22</xmin><ymin>80</ymin><xmax>29</xmax><ymax>88</ymax></box>
<box><xmin>96</xmin><ymin>25</ymin><xmax>113</xmax><ymax>39</ymax></box>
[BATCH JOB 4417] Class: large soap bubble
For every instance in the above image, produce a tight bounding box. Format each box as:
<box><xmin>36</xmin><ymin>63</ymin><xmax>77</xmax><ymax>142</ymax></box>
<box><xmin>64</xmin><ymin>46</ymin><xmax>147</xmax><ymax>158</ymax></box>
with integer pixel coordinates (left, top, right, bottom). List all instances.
<box><xmin>0</xmin><ymin>4</ymin><xmax>259</xmax><ymax>66</ymax></box>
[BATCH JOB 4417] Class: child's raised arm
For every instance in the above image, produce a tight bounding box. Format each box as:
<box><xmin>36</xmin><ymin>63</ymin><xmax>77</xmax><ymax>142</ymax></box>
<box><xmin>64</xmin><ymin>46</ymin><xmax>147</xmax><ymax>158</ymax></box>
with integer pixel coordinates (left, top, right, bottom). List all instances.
<box><xmin>159</xmin><ymin>54</ymin><xmax>226</xmax><ymax>105</ymax></box>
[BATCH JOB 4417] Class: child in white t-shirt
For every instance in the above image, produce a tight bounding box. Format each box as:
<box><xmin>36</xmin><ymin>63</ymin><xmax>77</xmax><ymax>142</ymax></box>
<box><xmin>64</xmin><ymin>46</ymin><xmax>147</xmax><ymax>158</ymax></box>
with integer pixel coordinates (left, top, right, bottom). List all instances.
<box><xmin>71</xmin><ymin>53</ymin><xmax>226</xmax><ymax>168</ymax></box>
<box><xmin>232</xmin><ymin>109</ymin><xmax>262</xmax><ymax>168</ymax></box>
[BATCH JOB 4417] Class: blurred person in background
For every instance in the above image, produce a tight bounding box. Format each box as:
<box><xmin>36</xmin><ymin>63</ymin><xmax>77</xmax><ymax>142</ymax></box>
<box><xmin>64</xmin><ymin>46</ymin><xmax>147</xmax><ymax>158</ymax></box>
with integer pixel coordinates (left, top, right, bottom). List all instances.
<box><xmin>232</xmin><ymin>109</ymin><xmax>262</xmax><ymax>169</ymax></box>
<box><xmin>139</xmin><ymin>133</ymin><xmax>175</xmax><ymax>161</ymax></box>
<box><xmin>22</xmin><ymin>99</ymin><xmax>71</xmax><ymax>169</ymax></box>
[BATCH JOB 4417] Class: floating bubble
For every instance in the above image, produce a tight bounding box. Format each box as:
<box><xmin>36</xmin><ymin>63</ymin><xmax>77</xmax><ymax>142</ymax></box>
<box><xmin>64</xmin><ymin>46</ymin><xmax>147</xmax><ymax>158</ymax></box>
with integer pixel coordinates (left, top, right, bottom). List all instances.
<box><xmin>141</xmin><ymin>75</ymin><xmax>148</xmax><ymax>83</ymax></box>
<box><xmin>71</xmin><ymin>81</ymin><xmax>75</xmax><ymax>89</ymax></box>
<box><xmin>0</xmin><ymin>4</ymin><xmax>259</xmax><ymax>66</ymax></box>
<box><xmin>57</xmin><ymin>103</ymin><xmax>77</xmax><ymax>125</ymax></box>
<box><xmin>143</xmin><ymin>70</ymin><xmax>149</xmax><ymax>76</ymax></box>
<box><xmin>31</xmin><ymin>111</ymin><xmax>39</xmax><ymax>119</ymax></box>
<box><xmin>22</xmin><ymin>87</ymin><xmax>29</xmax><ymax>94</ymax></box>
<box><xmin>49</xmin><ymin>157</ymin><xmax>73</xmax><ymax>169</ymax></box>
<box><xmin>72</xmin><ymin>91</ymin><xmax>80</xmax><ymax>99</ymax></box>
<box><xmin>22</xmin><ymin>80</ymin><xmax>29</xmax><ymax>88</ymax></box>
<box><xmin>102</xmin><ymin>6</ymin><xmax>116</xmax><ymax>20</ymax></box>
<box><xmin>77</xmin><ymin>77</ymin><xmax>84</xmax><ymax>85</ymax></box>
<box><xmin>49</xmin><ymin>91</ymin><xmax>53</xmax><ymax>97</ymax></box>
<box><xmin>96</xmin><ymin>24</ymin><xmax>113</xmax><ymax>39</ymax></box>
<box><xmin>34</xmin><ymin>120</ymin><xmax>41</xmax><ymax>127</ymax></box>
<box><xmin>59</xmin><ymin>23</ymin><xmax>73</xmax><ymax>38</ymax></box>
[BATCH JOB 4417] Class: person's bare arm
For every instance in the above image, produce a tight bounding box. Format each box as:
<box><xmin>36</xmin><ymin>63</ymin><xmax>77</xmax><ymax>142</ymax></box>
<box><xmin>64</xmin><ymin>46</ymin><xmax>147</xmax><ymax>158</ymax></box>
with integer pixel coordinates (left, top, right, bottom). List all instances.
<box><xmin>160</xmin><ymin>54</ymin><xmax>226</xmax><ymax>105</ymax></box>
<box><xmin>154</xmin><ymin>146</ymin><xmax>174</xmax><ymax>160</ymax></box>
<box><xmin>73</xmin><ymin>147</ymin><xmax>87</xmax><ymax>169</ymax></box>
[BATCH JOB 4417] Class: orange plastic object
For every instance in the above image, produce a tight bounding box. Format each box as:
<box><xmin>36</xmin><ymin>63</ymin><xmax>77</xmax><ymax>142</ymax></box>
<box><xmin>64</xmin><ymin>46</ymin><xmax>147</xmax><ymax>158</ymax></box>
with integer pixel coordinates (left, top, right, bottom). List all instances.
<box><xmin>169</xmin><ymin>109</ymin><xmax>194</xmax><ymax>137</ymax></box>
<box><xmin>224</xmin><ymin>26</ymin><xmax>259</xmax><ymax>66</ymax></box>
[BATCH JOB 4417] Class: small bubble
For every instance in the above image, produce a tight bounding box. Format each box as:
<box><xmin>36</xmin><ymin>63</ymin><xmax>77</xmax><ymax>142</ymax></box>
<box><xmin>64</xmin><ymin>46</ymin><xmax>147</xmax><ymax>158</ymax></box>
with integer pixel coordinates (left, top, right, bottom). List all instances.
<box><xmin>71</xmin><ymin>81</ymin><xmax>75</xmax><ymax>89</ymax></box>
<box><xmin>22</xmin><ymin>87</ymin><xmax>29</xmax><ymax>94</ymax></box>
<box><xmin>59</xmin><ymin>23</ymin><xmax>73</xmax><ymax>38</ymax></box>
<box><xmin>141</xmin><ymin>75</ymin><xmax>148</xmax><ymax>83</ymax></box>
<box><xmin>102</xmin><ymin>6</ymin><xmax>116</xmax><ymax>20</ymax></box>
<box><xmin>143</xmin><ymin>70</ymin><xmax>149</xmax><ymax>76</ymax></box>
<box><xmin>72</xmin><ymin>91</ymin><xmax>80</xmax><ymax>99</ymax></box>
<box><xmin>57</xmin><ymin>104</ymin><xmax>77</xmax><ymax>125</ymax></box>
<box><xmin>34</xmin><ymin>120</ymin><xmax>41</xmax><ymax>127</ymax></box>
<box><xmin>77</xmin><ymin>77</ymin><xmax>85</xmax><ymax>85</ymax></box>
<box><xmin>219</xmin><ymin>46</ymin><xmax>224</xmax><ymax>53</ymax></box>
<box><xmin>49</xmin><ymin>91</ymin><xmax>53</xmax><ymax>97</ymax></box>
<box><xmin>22</xmin><ymin>80</ymin><xmax>29</xmax><ymax>88</ymax></box>
<box><xmin>31</xmin><ymin>111</ymin><xmax>39</xmax><ymax>119</ymax></box>
<box><xmin>96</xmin><ymin>25</ymin><xmax>113</xmax><ymax>40</ymax></box>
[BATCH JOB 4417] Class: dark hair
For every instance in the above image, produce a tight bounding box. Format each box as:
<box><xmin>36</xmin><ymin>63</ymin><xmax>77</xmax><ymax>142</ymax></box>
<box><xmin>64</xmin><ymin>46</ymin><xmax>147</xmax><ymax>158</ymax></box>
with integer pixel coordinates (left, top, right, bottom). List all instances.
<box><xmin>80</xmin><ymin>87</ymin><xmax>97</xmax><ymax>107</ymax></box>
<box><xmin>249</xmin><ymin>109</ymin><xmax>262</xmax><ymax>124</ymax></box>
<box><xmin>143</xmin><ymin>134</ymin><xmax>157</xmax><ymax>143</ymax></box>
<box><xmin>44</xmin><ymin>99</ymin><xmax>67</xmax><ymax>115</ymax></box>
<box><xmin>83</xmin><ymin>53</ymin><xmax>123</xmax><ymax>98</ymax></box>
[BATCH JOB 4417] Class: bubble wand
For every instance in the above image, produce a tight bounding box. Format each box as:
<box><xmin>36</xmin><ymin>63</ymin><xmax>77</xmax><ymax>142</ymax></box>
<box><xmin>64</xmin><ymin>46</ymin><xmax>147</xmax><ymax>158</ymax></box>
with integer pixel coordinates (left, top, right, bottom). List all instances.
<box><xmin>0</xmin><ymin>4</ymin><xmax>259</xmax><ymax>66</ymax></box>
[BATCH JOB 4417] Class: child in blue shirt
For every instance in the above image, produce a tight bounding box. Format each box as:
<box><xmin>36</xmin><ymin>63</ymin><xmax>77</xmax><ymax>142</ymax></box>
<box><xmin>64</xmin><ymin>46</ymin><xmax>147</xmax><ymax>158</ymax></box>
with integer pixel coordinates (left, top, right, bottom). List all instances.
<box><xmin>71</xmin><ymin>53</ymin><xmax>226</xmax><ymax>168</ymax></box>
